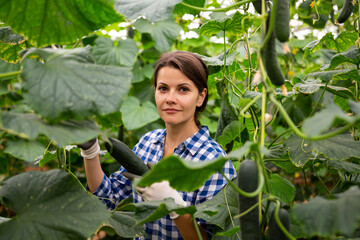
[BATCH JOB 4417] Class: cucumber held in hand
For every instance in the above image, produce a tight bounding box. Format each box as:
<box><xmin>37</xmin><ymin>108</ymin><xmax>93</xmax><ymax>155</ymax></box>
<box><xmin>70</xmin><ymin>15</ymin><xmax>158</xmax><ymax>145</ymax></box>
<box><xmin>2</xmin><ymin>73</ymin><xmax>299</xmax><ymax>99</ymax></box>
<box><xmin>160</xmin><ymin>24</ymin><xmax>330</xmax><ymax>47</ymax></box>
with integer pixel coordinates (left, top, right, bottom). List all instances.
<box><xmin>238</xmin><ymin>159</ymin><xmax>260</xmax><ymax>240</ymax></box>
<box><xmin>268</xmin><ymin>208</ymin><xmax>290</xmax><ymax>240</ymax></box>
<box><xmin>337</xmin><ymin>0</ymin><xmax>357</xmax><ymax>23</ymax></box>
<box><xmin>105</xmin><ymin>138</ymin><xmax>149</xmax><ymax>176</ymax></box>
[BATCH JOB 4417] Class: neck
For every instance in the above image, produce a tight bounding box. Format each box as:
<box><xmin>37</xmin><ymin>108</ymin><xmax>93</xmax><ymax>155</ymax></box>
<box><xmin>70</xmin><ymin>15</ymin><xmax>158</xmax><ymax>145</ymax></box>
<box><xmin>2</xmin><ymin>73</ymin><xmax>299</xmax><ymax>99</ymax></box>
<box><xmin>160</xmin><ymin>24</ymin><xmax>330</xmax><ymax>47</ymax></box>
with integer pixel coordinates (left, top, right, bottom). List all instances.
<box><xmin>165</xmin><ymin>121</ymin><xmax>199</xmax><ymax>147</ymax></box>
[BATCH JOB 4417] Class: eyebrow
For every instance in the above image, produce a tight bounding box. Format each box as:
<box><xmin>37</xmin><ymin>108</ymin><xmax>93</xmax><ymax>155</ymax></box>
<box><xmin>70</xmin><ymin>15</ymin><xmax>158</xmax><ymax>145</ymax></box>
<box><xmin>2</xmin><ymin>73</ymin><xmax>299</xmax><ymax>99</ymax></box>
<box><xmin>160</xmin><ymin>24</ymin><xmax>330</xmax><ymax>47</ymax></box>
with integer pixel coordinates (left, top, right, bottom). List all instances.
<box><xmin>157</xmin><ymin>82</ymin><xmax>192</xmax><ymax>87</ymax></box>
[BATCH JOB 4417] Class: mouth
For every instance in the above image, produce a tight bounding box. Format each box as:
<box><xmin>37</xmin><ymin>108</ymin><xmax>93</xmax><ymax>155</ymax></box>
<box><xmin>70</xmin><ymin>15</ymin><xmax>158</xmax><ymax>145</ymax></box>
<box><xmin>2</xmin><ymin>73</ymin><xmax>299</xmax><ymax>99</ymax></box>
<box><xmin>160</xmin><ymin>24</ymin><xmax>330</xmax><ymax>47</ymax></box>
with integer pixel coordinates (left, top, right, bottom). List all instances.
<box><xmin>164</xmin><ymin>108</ymin><xmax>180</xmax><ymax>113</ymax></box>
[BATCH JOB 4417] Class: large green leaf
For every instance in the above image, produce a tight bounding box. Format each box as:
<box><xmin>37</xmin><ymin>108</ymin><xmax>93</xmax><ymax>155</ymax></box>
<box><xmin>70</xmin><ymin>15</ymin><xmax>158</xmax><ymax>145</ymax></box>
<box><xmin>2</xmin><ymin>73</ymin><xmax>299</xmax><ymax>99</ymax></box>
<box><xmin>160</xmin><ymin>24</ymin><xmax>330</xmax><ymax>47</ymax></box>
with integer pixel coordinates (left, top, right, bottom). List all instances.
<box><xmin>292</xmin><ymin>186</ymin><xmax>360</xmax><ymax>237</ymax></box>
<box><xmin>322</xmin><ymin>46</ymin><xmax>360</xmax><ymax>70</ymax></box>
<box><xmin>304</xmin><ymin>32</ymin><xmax>358</xmax><ymax>57</ymax></box>
<box><xmin>200</xmin><ymin>11</ymin><xmax>253</xmax><ymax>36</ymax></box>
<box><xmin>0</xmin><ymin>169</ymin><xmax>111</xmax><ymax>240</ymax></box>
<box><xmin>174</xmin><ymin>0</ymin><xmax>206</xmax><ymax>15</ymax></box>
<box><xmin>302</xmin><ymin>104</ymin><xmax>354</xmax><ymax>137</ymax></box>
<box><xmin>305</xmin><ymin>69</ymin><xmax>360</xmax><ymax>82</ymax></box>
<box><xmin>119</xmin><ymin>198</ymin><xmax>196</xmax><ymax>225</ymax></box>
<box><xmin>293</xmin><ymin>79</ymin><xmax>355</xmax><ymax>99</ymax></box>
<box><xmin>217</xmin><ymin>121</ymin><xmax>243</xmax><ymax>149</ymax></box>
<box><xmin>134</xmin><ymin>18</ymin><xmax>181</xmax><ymax>52</ymax></box>
<box><xmin>195</xmin><ymin>179</ymin><xmax>240</xmax><ymax>231</ymax></box>
<box><xmin>332</xmin><ymin>69</ymin><xmax>360</xmax><ymax>82</ymax></box>
<box><xmin>21</xmin><ymin>47</ymin><xmax>132</xmax><ymax>122</ymax></box>
<box><xmin>349</xmin><ymin>99</ymin><xmax>360</xmax><ymax>115</ymax></box>
<box><xmin>0</xmin><ymin>0</ymin><xmax>123</xmax><ymax>47</ymax></box>
<box><xmin>92</xmin><ymin>37</ymin><xmax>138</xmax><ymax>67</ymax></box>
<box><xmin>0</xmin><ymin>59</ymin><xmax>20</xmax><ymax>74</ymax></box>
<box><xmin>0</xmin><ymin>111</ymin><xmax>99</xmax><ymax>146</ymax></box>
<box><xmin>268</xmin><ymin>174</ymin><xmax>295</xmax><ymax>205</ymax></box>
<box><xmin>120</xmin><ymin>96</ymin><xmax>160</xmax><ymax>130</ymax></box>
<box><xmin>107</xmin><ymin>212</ymin><xmax>145</xmax><ymax>238</ymax></box>
<box><xmin>115</xmin><ymin>0</ymin><xmax>182</xmax><ymax>22</ymax></box>
<box><xmin>327</xmin><ymin>160</ymin><xmax>360</xmax><ymax>174</ymax></box>
<box><xmin>4</xmin><ymin>138</ymin><xmax>46</xmax><ymax>162</ymax></box>
<box><xmin>284</xmin><ymin>133</ymin><xmax>360</xmax><ymax>167</ymax></box>
<box><xmin>199</xmin><ymin>52</ymin><xmax>237</xmax><ymax>75</ymax></box>
<box><xmin>132</xmin><ymin>62</ymin><xmax>154</xmax><ymax>83</ymax></box>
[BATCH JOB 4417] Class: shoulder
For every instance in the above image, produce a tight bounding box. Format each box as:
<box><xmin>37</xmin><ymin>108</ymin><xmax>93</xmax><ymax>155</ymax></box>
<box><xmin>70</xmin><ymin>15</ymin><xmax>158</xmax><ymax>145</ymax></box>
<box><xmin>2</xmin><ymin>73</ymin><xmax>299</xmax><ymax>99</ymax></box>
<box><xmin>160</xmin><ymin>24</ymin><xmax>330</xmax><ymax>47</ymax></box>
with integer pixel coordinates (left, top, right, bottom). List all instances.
<box><xmin>139</xmin><ymin>129</ymin><xmax>165</xmax><ymax>142</ymax></box>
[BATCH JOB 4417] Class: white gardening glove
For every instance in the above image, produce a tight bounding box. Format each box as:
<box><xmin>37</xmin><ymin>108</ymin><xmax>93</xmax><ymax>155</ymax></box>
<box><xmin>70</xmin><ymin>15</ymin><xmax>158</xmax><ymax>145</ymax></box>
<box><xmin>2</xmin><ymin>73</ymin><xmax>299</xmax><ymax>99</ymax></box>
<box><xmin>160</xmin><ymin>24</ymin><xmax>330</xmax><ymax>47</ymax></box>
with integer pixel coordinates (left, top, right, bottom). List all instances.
<box><xmin>136</xmin><ymin>181</ymin><xmax>187</xmax><ymax>219</ymax></box>
<box><xmin>77</xmin><ymin>138</ymin><xmax>100</xmax><ymax>159</ymax></box>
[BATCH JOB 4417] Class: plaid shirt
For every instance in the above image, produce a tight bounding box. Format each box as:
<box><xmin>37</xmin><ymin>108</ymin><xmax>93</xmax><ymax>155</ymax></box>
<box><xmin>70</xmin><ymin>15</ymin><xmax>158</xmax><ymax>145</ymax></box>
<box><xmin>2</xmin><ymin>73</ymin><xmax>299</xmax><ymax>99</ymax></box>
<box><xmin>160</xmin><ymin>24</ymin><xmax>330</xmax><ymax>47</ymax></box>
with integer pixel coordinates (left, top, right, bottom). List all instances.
<box><xmin>91</xmin><ymin>126</ymin><xmax>236</xmax><ymax>239</ymax></box>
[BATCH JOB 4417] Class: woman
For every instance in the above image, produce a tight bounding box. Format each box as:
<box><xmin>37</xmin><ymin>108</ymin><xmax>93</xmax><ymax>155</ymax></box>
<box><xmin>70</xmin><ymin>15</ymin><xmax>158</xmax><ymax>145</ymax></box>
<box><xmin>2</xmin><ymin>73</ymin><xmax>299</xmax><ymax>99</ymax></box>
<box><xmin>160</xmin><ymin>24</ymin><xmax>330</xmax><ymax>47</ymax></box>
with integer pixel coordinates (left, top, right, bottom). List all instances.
<box><xmin>79</xmin><ymin>51</ymin><xmax>236</xmax><ymax>239</ymax></box>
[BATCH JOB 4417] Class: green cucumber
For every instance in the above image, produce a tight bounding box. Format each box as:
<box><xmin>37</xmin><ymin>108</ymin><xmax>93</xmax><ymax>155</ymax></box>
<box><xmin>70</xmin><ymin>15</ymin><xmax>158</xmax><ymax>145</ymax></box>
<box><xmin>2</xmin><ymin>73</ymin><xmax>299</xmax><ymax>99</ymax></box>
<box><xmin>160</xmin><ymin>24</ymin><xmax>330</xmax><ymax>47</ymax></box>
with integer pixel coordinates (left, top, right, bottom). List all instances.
<box><xmin>252</xmin><ymin>0</ymin><xmax>263</xmax><ymax>14</ymax></box>
<box><xmin>275</xmin><ymin>0</ymin><xmax>290</xmax><ymax>42</ymax></box>
<box><xmin>262</xmin><ymin>14</ymin><xmax>285</xmax><ymax>87</ymax></box>
<box><xmin>337</xmin><ymin>0</ymin><xmax>357</xmax><ymax>23</ymax></box>
<box><xmin>268</xmin><ymin>208</ymin><xmax>290</xmax><ymax>240</ymax></box>
<box><xmin>215</xmin><ymin>81</ymin><xmax>238</xmax><ymax>152</ymax></box>
<box><xmin>105</xmin><ymin>138</ymin><xmax>149</xmax><ymax>176</ymax></box>
<box><xmin>238</xmin><ymin>159</ymin><xmax>260</xmax><ymax>240</ymax></box>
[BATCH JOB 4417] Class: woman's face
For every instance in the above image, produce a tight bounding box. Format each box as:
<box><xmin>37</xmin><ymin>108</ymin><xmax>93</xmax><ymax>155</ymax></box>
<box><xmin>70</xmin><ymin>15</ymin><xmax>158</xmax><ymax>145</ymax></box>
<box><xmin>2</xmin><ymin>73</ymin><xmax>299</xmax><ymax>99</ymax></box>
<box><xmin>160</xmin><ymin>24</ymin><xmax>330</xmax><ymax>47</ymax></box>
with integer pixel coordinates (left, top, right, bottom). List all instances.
<box><xmin>155</xmin><ymin>66</ymin><xmax>207</xmax><ymax>128</ymax></box>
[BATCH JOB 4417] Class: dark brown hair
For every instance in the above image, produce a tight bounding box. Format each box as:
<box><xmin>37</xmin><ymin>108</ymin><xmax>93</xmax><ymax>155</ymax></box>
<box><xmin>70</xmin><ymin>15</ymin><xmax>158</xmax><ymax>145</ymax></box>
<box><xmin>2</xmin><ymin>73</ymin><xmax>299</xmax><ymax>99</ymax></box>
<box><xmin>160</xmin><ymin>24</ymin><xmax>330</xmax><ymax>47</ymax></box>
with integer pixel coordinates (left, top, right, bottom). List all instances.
<box><xmin>153</xmin><ymin>51</ymin><xmax>209</xmax><ymax>126</ymax></box>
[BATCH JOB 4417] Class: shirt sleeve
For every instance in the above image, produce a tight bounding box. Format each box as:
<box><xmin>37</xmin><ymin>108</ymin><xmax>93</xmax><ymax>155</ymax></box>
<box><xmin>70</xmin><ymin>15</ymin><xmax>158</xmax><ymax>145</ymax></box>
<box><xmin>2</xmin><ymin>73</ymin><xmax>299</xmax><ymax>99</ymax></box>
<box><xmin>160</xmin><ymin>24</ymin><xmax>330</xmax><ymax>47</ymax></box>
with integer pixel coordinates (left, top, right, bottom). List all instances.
<box><xmin>88</xmin><ymin>167</ymin><xmax>133</xmax><ymax>210</ymax></box>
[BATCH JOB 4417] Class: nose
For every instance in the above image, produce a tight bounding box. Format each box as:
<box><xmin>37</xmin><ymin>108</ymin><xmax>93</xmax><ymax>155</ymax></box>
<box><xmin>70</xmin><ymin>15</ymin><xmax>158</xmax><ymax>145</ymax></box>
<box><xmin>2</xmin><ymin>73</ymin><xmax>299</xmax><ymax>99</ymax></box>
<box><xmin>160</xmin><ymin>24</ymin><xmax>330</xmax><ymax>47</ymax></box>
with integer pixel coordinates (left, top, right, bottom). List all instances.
<box><xmin>165</xmin><ymin>89</ymin><xmax>177</xmax><ymax>104</ymax></box>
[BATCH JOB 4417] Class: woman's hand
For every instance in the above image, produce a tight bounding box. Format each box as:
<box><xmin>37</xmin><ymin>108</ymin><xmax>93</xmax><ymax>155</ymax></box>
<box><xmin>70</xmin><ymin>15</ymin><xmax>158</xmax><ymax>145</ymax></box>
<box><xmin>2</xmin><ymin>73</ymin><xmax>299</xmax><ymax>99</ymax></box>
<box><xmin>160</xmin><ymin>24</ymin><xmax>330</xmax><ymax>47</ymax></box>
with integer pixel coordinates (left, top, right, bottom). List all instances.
<box><xmin>77</xmin><ymin>138</ymin><xmax>100</xmax><ymax>160</ymax></box>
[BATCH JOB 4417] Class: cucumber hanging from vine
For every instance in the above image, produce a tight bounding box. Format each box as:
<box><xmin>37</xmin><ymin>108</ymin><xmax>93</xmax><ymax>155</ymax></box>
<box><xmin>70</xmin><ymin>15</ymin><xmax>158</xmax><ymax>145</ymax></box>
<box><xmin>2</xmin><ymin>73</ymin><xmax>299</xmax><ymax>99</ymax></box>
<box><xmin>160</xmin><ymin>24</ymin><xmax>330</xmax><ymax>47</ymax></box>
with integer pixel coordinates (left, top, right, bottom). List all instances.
<box><xmin>262</xmin><ymin>13</ymin><xmax>286</xmax><ymax>87</ymax></box>
<box><xmin>337</xmin><ymin>0</ymin><xmax>358</xmax><ymax>23</ymax></box>
<box><xmin>215</xmin><ymin>81</ymin><xmax>238</xmax><ymax>152</ymax></box>
<box><xmin>252</xmin><ymin>0</ymin><xmax>263</xmax><ymax>14</ymax></box>
<box><xmin>275</xmin><ymin>0</ymin><xmax>290</xmax><ymax>42</ymax></box>
<box><xmin>238</xmin><ymin>159</ymin><xmax>260</xmax><ymax>240</ymax></box>
<box><xmin>268</xmin><ymin>208</ymin><xmax>290</xmax><ymax>240</ymax></box>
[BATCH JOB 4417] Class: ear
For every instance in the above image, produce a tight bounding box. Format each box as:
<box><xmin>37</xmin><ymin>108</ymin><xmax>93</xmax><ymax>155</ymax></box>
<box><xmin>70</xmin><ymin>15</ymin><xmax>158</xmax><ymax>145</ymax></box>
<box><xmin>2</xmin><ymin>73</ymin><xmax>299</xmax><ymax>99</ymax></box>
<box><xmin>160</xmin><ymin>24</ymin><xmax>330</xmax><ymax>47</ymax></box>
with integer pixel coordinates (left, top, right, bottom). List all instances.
<box><xmin>196</xmin><ymin>88</ymin><xmax>207</xmax><ymax>107</ymax></box>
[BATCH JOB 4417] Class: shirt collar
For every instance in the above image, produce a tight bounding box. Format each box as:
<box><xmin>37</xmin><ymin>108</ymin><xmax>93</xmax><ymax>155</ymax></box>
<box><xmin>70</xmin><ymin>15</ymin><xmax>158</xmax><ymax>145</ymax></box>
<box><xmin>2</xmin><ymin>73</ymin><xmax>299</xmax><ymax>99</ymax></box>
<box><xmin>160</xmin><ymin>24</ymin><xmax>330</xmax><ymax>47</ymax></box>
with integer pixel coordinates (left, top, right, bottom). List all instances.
<box><xmin>149</xmin><ymin>129</ymin><xmax>166</xmax><ymax>144</ymax></box>
<box><xmin>148</xmin><ymin>126</ymin><xmax>210</xmax><ymax>156</ymax></box>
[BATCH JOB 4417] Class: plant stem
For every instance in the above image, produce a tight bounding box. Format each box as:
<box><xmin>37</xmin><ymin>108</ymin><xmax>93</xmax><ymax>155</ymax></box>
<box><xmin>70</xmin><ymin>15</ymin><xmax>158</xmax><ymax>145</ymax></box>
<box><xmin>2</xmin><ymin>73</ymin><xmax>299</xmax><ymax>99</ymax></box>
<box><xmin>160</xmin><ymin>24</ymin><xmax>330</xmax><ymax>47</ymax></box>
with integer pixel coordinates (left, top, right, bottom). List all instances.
<box><xmin>240</xmin><ymin>94</ymin><xmax>262</xmax><ymax>117</ymax></box>
<box><xmin>267</xmin><ymin>128</ymin><xmax>294</xmax><ymax>148</ymax></box>
<box><xmin>224</xmin><ymin>184</ymin><xmax>241</xmax><ymax>239</ymax></box>
<box><xmin>312</xmin><ymin>165</ymin><xmax>330</xmax><ymax>195</ymax></box>
<box><xmin>180</xmin><ymin>0</ymin><xmax>253</xmax><ymax>12</ymax></box>
<box><xmin>270</xmin><ymin>94</ymin><xmax>357</xmax><ymax>140</ymax></box>
<box><xmin>192</xmin><ymin>215</ymin><xmax>203</xmax><ymax>240</ymax></box>
<box><xmin>221</xmin><ymin>170</ymin><xmax>264</xmax><ymax>198</ymax></box>
<box><xmin>245</xmin><ymin>34</ymin><xmax>253</xmax><ymax>87</ymax></box>
<box><xmin>260</xmin><ymin>86</ymin><xmax>267</xmax><ymax>146</ymax></box>
<box><xmin>223</xmin><ymin>31</ymin><xmax>227</xmax><ymax>77</ymax></box>
<box><xmin>260</xmin><ymin>0</ymin><xmax>277</xmax><ymax>53</ymax></box>
<box><xmin>224</xmin><ymin>76</ymin><xmax>244</xmax><ymax>96</ymax></box>
<box><xmin>0</xmin><ymin>71</ymin><xmax>21</xmax><ymax>79</ymax></box>
<box><xmin>273</xmin><ymin>200</ymin><xmax>296</xmax><ymax>240</ymax></box>
<box><xmin>233</xmin><ymin>197</ymin><xmax>272</xmax><ymax>219</ymax></box>
<box><xmin>303</xmin><ymin>168</ymin><xmax>310</xmax><ymax>200</ymax></box>
<box><xmin>308</xmin><ymin>81</ymin><xmax>329</xmax><ymax>118</ymax></box>
<box><xmin>57</xmin><ymin>148</ymin><xmax>62</xmax><ymax>169</ymax></box>
<box><xmin>328</xmin><ymin>177</ymin><xmax>342</xmax><ymax>197</ymax></box>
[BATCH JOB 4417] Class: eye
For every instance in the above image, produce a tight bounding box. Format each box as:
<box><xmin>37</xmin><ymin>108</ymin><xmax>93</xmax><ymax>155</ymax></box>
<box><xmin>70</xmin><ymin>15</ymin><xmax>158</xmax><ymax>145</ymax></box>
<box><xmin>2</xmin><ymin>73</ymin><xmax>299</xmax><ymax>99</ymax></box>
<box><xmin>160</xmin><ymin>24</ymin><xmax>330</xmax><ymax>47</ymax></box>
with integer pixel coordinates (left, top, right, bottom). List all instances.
<box><xmin>157</xmin><ymin>86</ymin><xmax>167</xmax><ymax>92</ymax></box>
<box><xmin>179</xmin><ymin>87</ymin><xmax>189</xmax><ymax>92</ymax></box>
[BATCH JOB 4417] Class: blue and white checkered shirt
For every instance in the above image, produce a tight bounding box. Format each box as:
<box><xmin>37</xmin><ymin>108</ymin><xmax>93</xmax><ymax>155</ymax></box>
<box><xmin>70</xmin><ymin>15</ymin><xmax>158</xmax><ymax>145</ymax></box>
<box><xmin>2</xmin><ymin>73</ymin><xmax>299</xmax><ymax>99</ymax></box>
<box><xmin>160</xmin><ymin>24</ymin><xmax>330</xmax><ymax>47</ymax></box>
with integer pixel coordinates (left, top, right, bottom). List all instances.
<box><xmin>91</xmin><ymin>126</ymin><xmax>236</xmax><ymax>239</ymax></box>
